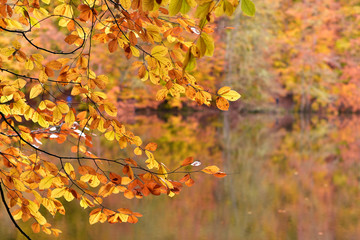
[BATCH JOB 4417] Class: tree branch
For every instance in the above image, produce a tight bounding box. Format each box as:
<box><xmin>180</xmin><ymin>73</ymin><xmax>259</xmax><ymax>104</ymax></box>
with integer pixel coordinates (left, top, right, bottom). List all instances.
<box><xmin>0</xmin><ymin>182</ymin><xmax>32</xmax><ymax>240</ymax></box>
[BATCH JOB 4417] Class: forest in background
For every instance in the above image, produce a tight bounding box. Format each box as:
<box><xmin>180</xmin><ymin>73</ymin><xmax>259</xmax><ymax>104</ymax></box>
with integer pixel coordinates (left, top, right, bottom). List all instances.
<box><xmin>1</xmin><ymin>0</ymin><xmax>358</xmax><ymax>114</ymax></box>
<box><xmin>96</xmin><ymin>0</ymin><xmax>360</xmax><ymax>114</ymax></box>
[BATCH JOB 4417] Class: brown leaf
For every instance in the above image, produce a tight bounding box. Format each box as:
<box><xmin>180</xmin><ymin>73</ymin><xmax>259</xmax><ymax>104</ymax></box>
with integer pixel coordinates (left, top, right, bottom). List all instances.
<box><xmin>109</xmin><ymin>172</ymin><xmax>122</xmax><ymax>185</ymax></box>
<box><xmin>129</xmin><ymin>31</ymin><xmax>137</xmax><ymax>45</ymax></box>
<box><xmin>64</xmin><ymin>35</ymin><xmax>80</xmax><ymax>45</ymax></box>
<box><xmin>108</xmin><ymin>39</ymin><xmax>118</xmax><ymax>53</ymax></box>
<box><xmin>125</xmin><ymin>158</ymin><xmax>138</xmax><ymax>167</ymax></box>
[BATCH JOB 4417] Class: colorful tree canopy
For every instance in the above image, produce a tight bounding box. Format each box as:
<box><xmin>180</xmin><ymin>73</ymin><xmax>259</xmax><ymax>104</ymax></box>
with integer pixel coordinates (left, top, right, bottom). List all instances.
<box><xmin>0</xmin><ymin>0</ymin><xmax>247</xmax><ymax>238</ymax></box>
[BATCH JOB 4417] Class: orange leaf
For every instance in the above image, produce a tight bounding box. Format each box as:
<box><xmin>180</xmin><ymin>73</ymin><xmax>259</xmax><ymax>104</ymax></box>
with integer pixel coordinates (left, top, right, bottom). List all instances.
<box><xmin>181</xmin><ymin>157</ymin><xmax>194</xmax><ymax>166</ymax></box>
<box><xmin>145</xmin><ymin>142</ymin><xmax>157</xmax><ymax>151</ymax></box>
<box><xmin>123</xmin><ymin>165</ymin><xmax>134</xmax><ymax>179</ymax></box>
<box><xmin>180</xmin><ymin>174</ymin><xmax>190</xmax><ymax>182</ymax></box>
<box><xmin>31</xmin><ymin>222</ymin><xmax>40</xmax><ymax>233</ymax></box>
<box><xmin>216</xmin><ymin>97</ymin><xmax>229</xmax><ymax>111</ymax></box>
<box><xmin>46</xmin><ymin>60</ymin><xmax>62</xmax><ymax>70</ymax></box>
<box><xmin>213</xmin><ymin>172</ymin><xmax>227</xmax><ymax>178</ymax></box>
<box><xmin>124</xmin><ymin>190</ymin><xmax>134</xmax><ymax>199</ymax></box>
<box><xmin>185</xmin><ymin>178</ymin><xmax>195</xmax><ymax>187</ymax></box>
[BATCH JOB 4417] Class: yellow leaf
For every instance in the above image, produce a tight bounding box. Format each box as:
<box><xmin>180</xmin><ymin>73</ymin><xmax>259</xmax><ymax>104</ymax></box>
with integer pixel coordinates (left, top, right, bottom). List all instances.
<box><xmin>64</xmin><ymin>189</ymin><xmax>75</xmax><ymax>202</ymax></box>
<box><xmin>25</xmin><ymin>59</ymin><xmax>34</xmax><ymax>70</ymax></box>
<box><xmin>38</xmin><ymin>114</ymin><xmax>50</xmax><ymax>128</ymax></box>
<box><xmin>31</xmin><ymin>54</ymin><xmax>44</xmax><ymax>64</ymax></box>
<box><xmin>11</xmin><ymin>40</ymin><xmax>21</xmax><ymax>49</ymax></box>
<box><xmin>217</xmin><ymin>86</ymin><xmax>231</xmax><ymax>95</ymax></box>
<box><xmin>201</xmin><ymin>165</ymin><xmax>220</xmax><ymax>174</ymax></box>
<box><xmin>39</xmin><ymin>101</ymin><xmax>47</xmax><ymax>110</ymax></box>
<box><xmin>105</xmin><ymin>131</ymin><xmax>115</xmax><ymax>141</ymax></box>
<box><xmin>39</xmin><ymin>70</ymin><xmax>48</xmax><ymax>83</ymax></box>
<box><xmin>121</xmin><ymin>177</ymin><xmax>132</xmax><ymax>185</ymax></box>
<box><xmin>89</xmin><ymin>210</ymin><xmax>102</xmax><ymax>225</ymax></box>
<box><xmin>118</xmin><ymin>212</ymin><xmax>129</xmax><ymax>222</ymax></box>
<box><xmin>51</xmin><ymin>187</ymin><xmax>66</xmax><ymax>198</ymax></box>
<box><xmin>57</xmin><ymin>102</ymin><xmax>69</xmax><ymax>114</ymax></box>
<box><xmin>64</xmin><ymin>162</ymin><xmax>76</xmax><ymax>179</ymax></box>
<box><xmin>81</xmin><ymin>174</ymin><xmax>100</xmax><ymax>188</ymax></box>
<box><xmin>42</xmin><ymin>198</ymin><xmax>57</xmax><ymax>216</ymax></box>
<box><xmin>34</xmin><ymin>213</ymin><xmax>47</xmax><ymax>225</ymax></box>
<box><xmin>94</xmin><ymin>75</ymin><xmax>108</xmax><ymax>89</ymax></box>
<box><xmin>134</xmin><ymin>147</ymin><xmax>142</xmax><ymax>155</ymax></box>
<box><xmin>169</xmin><ymin>0</ymin><xmax>185</xmax><ymax>16</ymax></box>
<box><xmin>145</xmin><ymin>150</ymin><xmax>159</xmax><ymax>169</ymax></box>
<box><xmin>221</xmin><ymin>90</ymin><xmax>241</xmax><ymax>101</ymax></box>
<box><xmin>53</xmin><ymin>107</ymin><xmax>62</xmax><ymax>123</ymax></box>
<box><xmin>131</xmin><ymin>46</ymin><xmax>140</xmax><ymax>57</ymax></box>
<box><xmin>104</xmin><ymin>102</ymin><xmax>117</xmax><ymax>117</ymax></box>
<box><xmin>29</xmin><ymin>84</ymin><xmax>43</xmax><ymax>99</ymax></box>
<box><xmin>132</xmin><ymin>136</ymin><xmax>142</xmax><ymax>146</ymax></box>
<box><xmin>39</xmin><ymin>175</ymin><xmax>55</xmax><ymax>190</ymax></box>
<box><xmin>65</xmin><ymin>110</ymin><xmax>75</xmax><ymax>125</ymax></box>
<box><xmin>151</xmin><ymin>46</ymin><xmax>168</xmax><ymax>57</ymax></box>
<box><xmin>13</xmin><ymin>78</ymin><xmax>27</xmax><ymax>89</ymax></box>
<box><xmin>2</xmin><ymin>86</ymin><xmax>15</xmax><ymax>96</ymax></box>
<box><xmin>142</xmin><ymin>0</ymin><xmax>155</xmax><ymax>11</ymax></box>
<box><xmin>80</xmin><ymin>197</ymin><xmax>93</xmax><ymax>209</ymax></box>
<box><xmin>159</xmin><ymin>177</ymin><xmax>174</xmax><ymax>189</ymax></box>
<box><xmin>12</xmin><ymin>209</ymin><xmax>22</xmax><ymax>220</ymax></box>
<box><xmin>156</xmin><ymin>88</ymin><xmax>169</xmax><ymax>101</ymax></box>
<box><xmin>120</xmin><ymin>0</ymin><xmax>131</xmax><ymax>9</ymax></box>
<box><xmin>0</xmin><ymin>96</ymin><xmax>13</xmax><ymax>105</ymax></box>
<box><xmin>158</xmin><ymin>165</ymin><xmax>168</xmax><ymax>178</ymax></box>
<box><xmin>13</xmin><ymin>178</ymin><xmax>27</xmax><ymax>191</ymax></box>
<box><xmin>52</xmin><ymin>228</ymin><xmax>62</xmax><ymax>237</ymax></box>
<box><xmin>0</xmin><ymin>47</ymin><xmax>15</xmax><ymax>57</ymax></box>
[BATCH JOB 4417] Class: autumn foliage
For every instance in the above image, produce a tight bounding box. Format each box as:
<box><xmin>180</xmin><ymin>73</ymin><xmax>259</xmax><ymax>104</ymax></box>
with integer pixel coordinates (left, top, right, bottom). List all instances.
<box><xmin>0</xmin><ymin>0</ymin><xmax>249</xmax><ymax>238</ymax></box>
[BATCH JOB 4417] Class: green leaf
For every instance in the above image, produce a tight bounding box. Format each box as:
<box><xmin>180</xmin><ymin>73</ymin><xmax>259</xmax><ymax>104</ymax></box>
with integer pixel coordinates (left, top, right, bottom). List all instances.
<box><xmin>169</xmin><ymin>0</ymin><xmax>183</xmax><ymax>16</ymax></box>
<box><xmin>241</xmin><ymin>0</ymin><xmax>255</xmax><ymax>17</ymax></box>
<box><xmin>197</xmin><ymin>32</ymin><xmax>214</xmax><ymax>57</ymax></box>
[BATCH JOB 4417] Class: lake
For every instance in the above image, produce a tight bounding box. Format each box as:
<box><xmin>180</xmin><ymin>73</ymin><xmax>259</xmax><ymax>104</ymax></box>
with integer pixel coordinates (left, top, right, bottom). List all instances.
<box><xmin>1</xmin><ymin>112</ymin><xmax>360</xmax><ymax>239</ymax></box>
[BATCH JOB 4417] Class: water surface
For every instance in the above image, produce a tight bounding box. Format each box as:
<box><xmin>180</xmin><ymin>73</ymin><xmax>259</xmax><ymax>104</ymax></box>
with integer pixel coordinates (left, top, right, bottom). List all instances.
<box><xmin>1</xmin><ymin>113</ymin><xmax>360</xmax><ymax>240</ymax></box>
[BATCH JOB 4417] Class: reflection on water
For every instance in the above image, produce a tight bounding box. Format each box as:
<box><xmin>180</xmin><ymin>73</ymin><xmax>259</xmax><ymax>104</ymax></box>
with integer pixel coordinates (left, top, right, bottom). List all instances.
<box><xmin>2</xmin><ymin>113</ymin><xmax>360</xmax><ymax>239</ymax></box>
